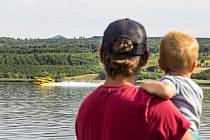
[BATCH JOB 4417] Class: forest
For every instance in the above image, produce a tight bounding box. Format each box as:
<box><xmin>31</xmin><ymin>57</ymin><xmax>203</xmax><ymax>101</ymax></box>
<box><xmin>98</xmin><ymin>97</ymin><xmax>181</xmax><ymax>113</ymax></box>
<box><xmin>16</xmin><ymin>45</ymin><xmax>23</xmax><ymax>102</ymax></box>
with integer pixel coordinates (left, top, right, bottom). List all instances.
<box><xmin>0</xmin><ymin>36</ymin><xmax>209</xmax><ymax>80</ymax></box>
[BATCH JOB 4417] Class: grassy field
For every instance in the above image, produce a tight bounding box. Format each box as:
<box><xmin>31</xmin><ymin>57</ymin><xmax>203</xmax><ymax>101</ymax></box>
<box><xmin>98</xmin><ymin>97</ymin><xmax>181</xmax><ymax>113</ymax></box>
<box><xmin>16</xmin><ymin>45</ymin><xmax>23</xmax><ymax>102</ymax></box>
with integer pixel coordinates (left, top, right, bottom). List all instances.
<box><xmin>0</xmin><ymin>78</ymin><xmax>33</xmax><ymax>82</ymax></box>
<box><xmin>192</xmin><ymin>79</ymin><xmax>210</xmax><ymax>85</ymax></box>
<box><xmin>1</xmin><ymin>73</ymin><xmax>210</xmax><ymax>85</ymax></box>
<box><xmin>62</xmin><ymin>74</ymin><xmax>99</xmax><ymax>80</ymax></box>
<box><xmin>193</xmin><ymin>67</ymin><xmax>210</xmax><ymax>74</ymax></box>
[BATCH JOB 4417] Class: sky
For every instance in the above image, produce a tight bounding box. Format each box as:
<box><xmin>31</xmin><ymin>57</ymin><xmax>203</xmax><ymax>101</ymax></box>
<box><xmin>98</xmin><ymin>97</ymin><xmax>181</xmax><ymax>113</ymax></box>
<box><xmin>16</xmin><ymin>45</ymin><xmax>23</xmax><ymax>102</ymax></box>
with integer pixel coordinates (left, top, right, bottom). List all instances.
<box><xmin>0</xmin><ymin>0</ymin><xmax>210</xmax><ymax>38</ymax></box>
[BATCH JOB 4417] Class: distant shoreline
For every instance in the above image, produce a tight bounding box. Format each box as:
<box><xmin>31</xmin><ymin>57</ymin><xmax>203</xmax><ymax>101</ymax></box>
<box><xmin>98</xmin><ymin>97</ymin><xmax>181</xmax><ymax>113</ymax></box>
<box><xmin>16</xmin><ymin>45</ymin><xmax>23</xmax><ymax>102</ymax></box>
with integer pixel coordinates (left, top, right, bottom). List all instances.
<box><xmin>191</xmin><ymin>79</ymin><xmax>210</xmax><ymax>85</ymax></box>
<box><xmin>0</xmin><ymin>78</ymin><xmax>33</xmax><ymax>82</ymax></box>
<box><xmin>1</xmin><ymin>76</ymin><xmax>210</xmax><ymax>86</ymax></box>
<box><xmin>136</xmin><ymin>79</ymin><xmax>210</xmax><ymax>86</ymax></box>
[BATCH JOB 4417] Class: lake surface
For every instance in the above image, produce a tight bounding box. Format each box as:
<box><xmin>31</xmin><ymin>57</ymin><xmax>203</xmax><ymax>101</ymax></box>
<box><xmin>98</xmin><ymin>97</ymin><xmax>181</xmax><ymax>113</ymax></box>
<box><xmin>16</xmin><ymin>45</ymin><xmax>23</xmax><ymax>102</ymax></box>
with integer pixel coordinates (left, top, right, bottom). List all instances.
<box><xmin>0</xmin><ymin>82</ymin><xmax>209</xmax><ymax>140</ymax></box>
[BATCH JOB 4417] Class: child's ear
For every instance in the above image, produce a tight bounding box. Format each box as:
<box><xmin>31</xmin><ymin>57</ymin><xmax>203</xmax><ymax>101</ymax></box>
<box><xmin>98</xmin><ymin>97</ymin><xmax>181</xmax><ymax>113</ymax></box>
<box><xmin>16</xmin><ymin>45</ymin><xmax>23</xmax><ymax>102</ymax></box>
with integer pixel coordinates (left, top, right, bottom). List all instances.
<box><xmin>158</xmin><ymin>59</ymin><xmax>168</xmax><ymax>74</ymax></box>
<box><xmin>190</xmin><ymin>61</ymin><xmax>197</xmax><ymax>73</ymax></box>
<box><xmin>158</xmin><ymin>59</ymin><xmax>164</xmax><ymax>71</ymax></box>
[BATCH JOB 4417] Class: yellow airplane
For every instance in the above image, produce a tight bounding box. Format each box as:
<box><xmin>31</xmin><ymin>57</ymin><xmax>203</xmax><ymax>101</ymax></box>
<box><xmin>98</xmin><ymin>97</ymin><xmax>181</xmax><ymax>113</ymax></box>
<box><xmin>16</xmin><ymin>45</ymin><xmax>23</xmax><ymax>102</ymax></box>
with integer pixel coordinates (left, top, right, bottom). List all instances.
<box><xmin>33</xmin><ymin>76</ymin><xmax>56</xmax><ymax>85</ymax></box>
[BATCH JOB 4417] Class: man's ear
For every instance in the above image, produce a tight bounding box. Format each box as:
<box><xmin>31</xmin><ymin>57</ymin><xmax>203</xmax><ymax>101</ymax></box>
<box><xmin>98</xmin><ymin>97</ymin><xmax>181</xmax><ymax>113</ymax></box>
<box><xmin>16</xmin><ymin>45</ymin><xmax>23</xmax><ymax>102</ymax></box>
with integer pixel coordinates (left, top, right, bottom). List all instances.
<box><xmin>139</xmin><ymin>50</ymin><xmax>150</xmax><ymax>67</ymax></box>
<box><xmin>99</xmin><ymin>47</ymin><xmax>105</xmax><ymax>64</ymax></box>
<box><xmin>145</xmin><ymin>50</ymin><xmax>150</xmax><ymax>62</ymax></box>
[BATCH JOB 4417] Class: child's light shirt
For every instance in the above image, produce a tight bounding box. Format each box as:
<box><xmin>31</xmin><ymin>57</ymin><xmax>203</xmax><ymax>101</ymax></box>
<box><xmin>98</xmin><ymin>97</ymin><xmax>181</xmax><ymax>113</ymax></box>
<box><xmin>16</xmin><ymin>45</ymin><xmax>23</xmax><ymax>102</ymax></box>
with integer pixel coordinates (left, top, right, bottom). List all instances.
<box><xmin>161</xmin><ymin>75</ymin><xmax>203</xmax><ymax>133</ymax></box>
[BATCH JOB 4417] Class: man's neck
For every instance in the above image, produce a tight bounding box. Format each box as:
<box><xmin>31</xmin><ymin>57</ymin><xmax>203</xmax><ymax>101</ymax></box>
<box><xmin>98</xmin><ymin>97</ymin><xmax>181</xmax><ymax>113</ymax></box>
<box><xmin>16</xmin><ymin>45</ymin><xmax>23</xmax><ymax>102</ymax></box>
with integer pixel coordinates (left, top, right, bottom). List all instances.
<box><xmin>104</xmin><ymin>75</ymin><xmax>136</xmax><ymax>86</ymax></box>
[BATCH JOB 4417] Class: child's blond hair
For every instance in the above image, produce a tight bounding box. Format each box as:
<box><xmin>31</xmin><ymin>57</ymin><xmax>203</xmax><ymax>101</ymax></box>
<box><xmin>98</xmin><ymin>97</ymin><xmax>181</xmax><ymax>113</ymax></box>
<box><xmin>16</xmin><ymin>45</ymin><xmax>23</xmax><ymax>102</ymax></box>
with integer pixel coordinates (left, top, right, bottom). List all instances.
<box><xmin>159</xmin><ymin>31</ymin><xmax>199</xmax><ymax>75</ymax></box>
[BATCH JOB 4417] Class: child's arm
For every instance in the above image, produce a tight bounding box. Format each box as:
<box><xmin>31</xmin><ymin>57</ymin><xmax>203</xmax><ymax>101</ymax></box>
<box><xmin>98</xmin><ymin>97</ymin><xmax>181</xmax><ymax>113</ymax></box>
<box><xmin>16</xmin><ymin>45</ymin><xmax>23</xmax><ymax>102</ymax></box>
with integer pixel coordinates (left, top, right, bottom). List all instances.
<box><xmin>141</xmin><ymin>80</ymin><xmax>175</xmax><ymax>99</ymax></box>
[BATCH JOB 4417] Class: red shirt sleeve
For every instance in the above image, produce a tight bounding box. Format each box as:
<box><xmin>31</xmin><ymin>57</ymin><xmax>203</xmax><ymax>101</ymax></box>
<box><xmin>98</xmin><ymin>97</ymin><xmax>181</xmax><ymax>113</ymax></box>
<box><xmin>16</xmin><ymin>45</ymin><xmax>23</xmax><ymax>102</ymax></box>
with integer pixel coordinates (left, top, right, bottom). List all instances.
<box><xmin>146</xmin><ymin>96</ymin><xmax>190</xmax><ymax>140</ymax></box>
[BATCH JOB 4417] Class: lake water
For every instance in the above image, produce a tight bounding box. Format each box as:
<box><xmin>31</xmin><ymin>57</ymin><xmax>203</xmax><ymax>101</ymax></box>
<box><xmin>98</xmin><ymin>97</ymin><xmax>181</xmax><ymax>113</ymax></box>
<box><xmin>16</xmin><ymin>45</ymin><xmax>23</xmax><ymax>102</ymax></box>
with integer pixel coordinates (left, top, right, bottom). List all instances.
<box><xmin>0</xmin><ymin>82</ymin><xmax>209</xmax><ymax>140</ymax></box>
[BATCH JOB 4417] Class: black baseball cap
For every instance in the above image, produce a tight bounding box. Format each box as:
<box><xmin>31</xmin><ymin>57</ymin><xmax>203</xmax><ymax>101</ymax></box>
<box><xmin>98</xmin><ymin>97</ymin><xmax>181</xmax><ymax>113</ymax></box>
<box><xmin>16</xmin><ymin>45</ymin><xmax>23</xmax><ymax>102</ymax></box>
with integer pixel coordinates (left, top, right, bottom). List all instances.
<box><xmin>102</xmin><ymin>18</ymin><xmax>148</xmax><ymax>56</ymax></box>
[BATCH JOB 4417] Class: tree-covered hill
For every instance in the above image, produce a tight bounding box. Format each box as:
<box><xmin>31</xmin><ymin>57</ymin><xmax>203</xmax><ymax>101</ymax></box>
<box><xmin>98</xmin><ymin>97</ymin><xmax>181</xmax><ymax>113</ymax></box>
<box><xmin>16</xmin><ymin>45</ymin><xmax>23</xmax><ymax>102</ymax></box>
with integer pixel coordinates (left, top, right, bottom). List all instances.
<box><xmin>0</xmin><ymin>36</ymin><xmax>209</xmax><ymax>79</ymax></box>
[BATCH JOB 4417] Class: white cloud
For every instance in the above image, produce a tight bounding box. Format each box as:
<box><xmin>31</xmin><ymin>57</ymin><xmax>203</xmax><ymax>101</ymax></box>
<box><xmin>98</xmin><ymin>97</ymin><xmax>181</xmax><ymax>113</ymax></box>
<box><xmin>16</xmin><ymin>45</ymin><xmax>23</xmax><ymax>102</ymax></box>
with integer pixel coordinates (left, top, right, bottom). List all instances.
<box><xmin>0</xmin><ymin>0</ymin><xmax>209</xmax><ymax>38</ymax></box>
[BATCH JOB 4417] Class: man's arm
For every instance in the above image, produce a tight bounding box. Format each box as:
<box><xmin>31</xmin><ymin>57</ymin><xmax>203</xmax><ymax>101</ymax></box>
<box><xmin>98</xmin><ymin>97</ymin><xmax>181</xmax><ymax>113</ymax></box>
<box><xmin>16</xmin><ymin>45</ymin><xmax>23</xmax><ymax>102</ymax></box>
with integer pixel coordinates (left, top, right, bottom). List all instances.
<box><xmin>141</xmin><ymin>80</ymin><xmax>175</xmax><ymax>99</ymax></box>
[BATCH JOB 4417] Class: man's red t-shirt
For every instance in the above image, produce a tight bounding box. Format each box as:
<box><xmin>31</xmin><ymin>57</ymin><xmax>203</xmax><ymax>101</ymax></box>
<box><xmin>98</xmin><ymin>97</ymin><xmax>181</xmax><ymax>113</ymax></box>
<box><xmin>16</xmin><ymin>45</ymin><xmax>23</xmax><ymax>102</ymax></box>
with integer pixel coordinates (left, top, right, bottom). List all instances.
<box><xmin>76</xmin><ymin>85</ymin><xmax>190</xmax><ymax>140</ymax></box>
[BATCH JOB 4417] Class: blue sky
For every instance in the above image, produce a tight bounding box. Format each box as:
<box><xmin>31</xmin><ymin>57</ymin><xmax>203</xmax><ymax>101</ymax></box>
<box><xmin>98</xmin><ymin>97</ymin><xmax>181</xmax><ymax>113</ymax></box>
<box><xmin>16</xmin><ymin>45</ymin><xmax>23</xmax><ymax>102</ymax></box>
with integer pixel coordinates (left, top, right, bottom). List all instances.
<box><xmin>0</xmin><ymin>0</ymin><xmax>210</xmax><ymax>38</ymax></box>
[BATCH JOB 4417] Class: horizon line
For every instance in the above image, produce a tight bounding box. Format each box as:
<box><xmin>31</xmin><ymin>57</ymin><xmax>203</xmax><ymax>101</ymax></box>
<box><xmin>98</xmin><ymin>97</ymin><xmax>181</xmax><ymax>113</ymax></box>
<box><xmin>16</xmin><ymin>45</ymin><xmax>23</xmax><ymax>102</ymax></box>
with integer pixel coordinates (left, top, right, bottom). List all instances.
<box><xmin>1</xmin><ymin>35</ymin><xmax>210</xmax><ymax>39</ymax></box>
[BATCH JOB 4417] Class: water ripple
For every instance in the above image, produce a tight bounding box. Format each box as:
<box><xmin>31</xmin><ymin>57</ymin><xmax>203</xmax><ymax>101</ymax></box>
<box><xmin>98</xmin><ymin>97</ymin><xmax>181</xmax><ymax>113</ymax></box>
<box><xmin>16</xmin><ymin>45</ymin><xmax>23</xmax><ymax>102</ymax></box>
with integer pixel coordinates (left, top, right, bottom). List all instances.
<box><xmin>0</xmin><ymin>82</ymin><xmax>209</xmax><ymax>139</ymax></box>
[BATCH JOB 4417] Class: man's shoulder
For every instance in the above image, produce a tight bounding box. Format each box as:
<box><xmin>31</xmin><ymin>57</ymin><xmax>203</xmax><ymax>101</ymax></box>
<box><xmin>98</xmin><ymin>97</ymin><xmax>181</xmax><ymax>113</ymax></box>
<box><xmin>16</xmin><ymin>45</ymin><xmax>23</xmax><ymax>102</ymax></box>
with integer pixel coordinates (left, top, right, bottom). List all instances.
<box><xmin>149</xmin><ymin>96</ymin><xmax>174</xmax><ymax>109</ymax></box>
<box><xmin>135</xmin><ymin>88</ymin><xmax>176</xmax><ymax>112</ymax></box>
<box><xmin>146</xmin><ymin>93</ymin><xmax>182</xmax><ymax>118</ymax></box>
